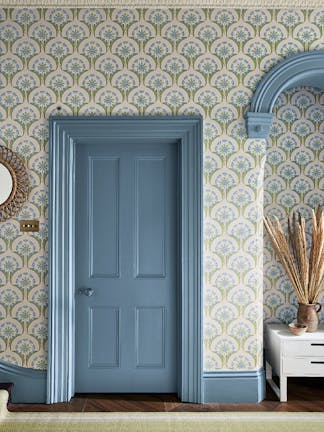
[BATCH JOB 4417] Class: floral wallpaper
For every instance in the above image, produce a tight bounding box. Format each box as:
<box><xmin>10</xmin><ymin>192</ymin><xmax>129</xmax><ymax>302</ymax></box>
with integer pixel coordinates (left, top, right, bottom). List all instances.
<box><xmin>264</xmin><ymin>86</ymin><xmax>324</xmax><ymax>325</ymax></box>
<box><xmin>0</xmin><ymin>7</ymin><xmax>323</xmax><ymax>371</ymax></box>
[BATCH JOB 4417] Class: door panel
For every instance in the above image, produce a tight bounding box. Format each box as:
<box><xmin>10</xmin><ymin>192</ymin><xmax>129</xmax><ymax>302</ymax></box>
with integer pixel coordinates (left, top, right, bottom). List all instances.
<box><xmin>135</xmin><ymin>306</ymin><xmax>165</xmax><ymax>368</ymax></box>
<box><xmin>89</xmin><ymin>306</ymin><xmax>120</xmax><ymax>368</ymax></box>
<box><xmin>135</xmin><ymin>157</ymin><xmax>166</xmax><ymax>278</ymax></box>
<box><xmin>89</xmin><ymin>157</ymin><xmax>120</xmax><ymax>278</ymax></box>
<box><xmin>75</xmin><ymin>138</ymin><xmax>179</xmax><ymax>393</ymax></box>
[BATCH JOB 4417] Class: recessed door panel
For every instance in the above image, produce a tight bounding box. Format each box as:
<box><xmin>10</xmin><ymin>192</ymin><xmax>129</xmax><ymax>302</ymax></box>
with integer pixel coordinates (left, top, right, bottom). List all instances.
<box><xmin>89</xmin><ymin>157</ymin><xmax>119</xmax><ymax>278</ymax></box>
<box><xmin>135</xmin><ymin>157</ymin><xmax>166</xmax><ymax>278</ymax></box>
<box><xmin>135</xmin><ymin>307</ymin><xmax>165</xmax><ymax>368</ymax></box>
<box><xmin>75</xmin><ymin>138</ymin><xmax>178</xmax><ymax>393</ymax></box>
<box><xmin>89</xmin><ymin>306</ymin><xmax>120</xmax><ymax>368</ymax></box>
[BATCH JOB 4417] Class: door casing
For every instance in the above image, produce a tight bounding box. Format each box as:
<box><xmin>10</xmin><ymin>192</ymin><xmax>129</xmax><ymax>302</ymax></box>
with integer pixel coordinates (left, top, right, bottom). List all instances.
<box><xmin>47</xmin><ymin>116</ymin><xmax>202</xmax><ymax>403</ymax></box>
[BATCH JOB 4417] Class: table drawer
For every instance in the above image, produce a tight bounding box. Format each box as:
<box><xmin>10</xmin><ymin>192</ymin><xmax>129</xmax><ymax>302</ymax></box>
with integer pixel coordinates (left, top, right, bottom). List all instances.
<box><xmin>283</xmin><ymin>340</ymin><xmax>324</xmax><ymax>357</ymax></box>
<box><xmin>283</xmin><ymin>357</ymin><xmax>324</xmax><ymax>375</ymax></box>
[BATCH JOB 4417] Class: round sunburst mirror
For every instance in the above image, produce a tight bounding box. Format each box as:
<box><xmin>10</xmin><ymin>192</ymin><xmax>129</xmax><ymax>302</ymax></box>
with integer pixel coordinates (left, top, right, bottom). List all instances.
<box><xmin>0</xmin><ymin>145</ymin><xmax>29</xmax><ymax>222</ymax></box>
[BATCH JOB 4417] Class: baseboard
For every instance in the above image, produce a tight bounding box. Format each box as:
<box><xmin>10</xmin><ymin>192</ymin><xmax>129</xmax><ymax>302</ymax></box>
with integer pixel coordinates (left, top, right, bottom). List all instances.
<box><xmin>202</xmin><ymin>368</ymin><xmax>265</xmax><ymax>403</ymax></box>
<box><xmin>0</xmin><ymin>360</ymin><xmax>46</xmax><ymax>403</ymax></box>
<box><xmin>0</xmin><ymin>359</ymin><xmax>265</xmax><ymax>404</ymax></box>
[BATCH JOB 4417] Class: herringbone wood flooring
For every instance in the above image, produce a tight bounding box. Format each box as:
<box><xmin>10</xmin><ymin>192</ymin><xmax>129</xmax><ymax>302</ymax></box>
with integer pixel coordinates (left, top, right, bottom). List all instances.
<box><xmin>8</xmin><ymin>378</ymin><xmax>324</xmax><ymax>412</ymax></box>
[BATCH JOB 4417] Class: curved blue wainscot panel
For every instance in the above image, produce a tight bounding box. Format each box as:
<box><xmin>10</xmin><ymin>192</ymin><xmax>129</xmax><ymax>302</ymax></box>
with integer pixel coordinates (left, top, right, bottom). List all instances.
<box><xmin>0</xmin><ymin>359</ymin><xmax>46</xmax><ymax>403</ymax></box>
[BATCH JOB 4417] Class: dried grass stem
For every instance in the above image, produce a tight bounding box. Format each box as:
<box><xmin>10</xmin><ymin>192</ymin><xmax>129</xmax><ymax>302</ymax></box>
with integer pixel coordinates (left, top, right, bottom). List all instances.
<box><xmin>264</xmin><ymin>206</ymin><xmax>324</xmax><ymax>305</ymax></box>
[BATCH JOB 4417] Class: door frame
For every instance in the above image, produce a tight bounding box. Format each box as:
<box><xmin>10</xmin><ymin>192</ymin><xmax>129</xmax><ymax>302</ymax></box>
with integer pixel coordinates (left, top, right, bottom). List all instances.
<box><xmin>47</xmin><ymin>116</ymin><xmax>202</xmax><ymax>403</ymax></box>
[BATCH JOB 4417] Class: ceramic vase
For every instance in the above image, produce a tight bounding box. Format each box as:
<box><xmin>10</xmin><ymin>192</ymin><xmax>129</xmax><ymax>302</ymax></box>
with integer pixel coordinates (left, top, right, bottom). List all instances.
<box><xmin>297</xmin><ymin>303</ymin><xmax>322</xmax><ymax>332</ymax></box>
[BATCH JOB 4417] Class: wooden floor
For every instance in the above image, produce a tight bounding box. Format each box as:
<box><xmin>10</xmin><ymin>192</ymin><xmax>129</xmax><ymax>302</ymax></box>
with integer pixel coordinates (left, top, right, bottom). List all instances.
<box><xmin>8</xmin><ymin>378</ymin><xmax>324</xmax><ymax>412</ymax></box>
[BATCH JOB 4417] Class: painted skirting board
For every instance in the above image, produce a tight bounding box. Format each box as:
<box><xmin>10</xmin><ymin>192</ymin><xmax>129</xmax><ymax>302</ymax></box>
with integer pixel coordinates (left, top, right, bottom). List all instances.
<box><xmin>0</xmin><ymin>359</ymin><xmax>265</xmax><ymax>403</ymax></box>
<box><xmin>202</xmin><ymin>369</ymin><xmax>265</xmax><ymax>403</ymax></box>
<box><xmin>0</xmin><ymin>360</ymin><xmax>46</xmax><ymax>403</ymax></box>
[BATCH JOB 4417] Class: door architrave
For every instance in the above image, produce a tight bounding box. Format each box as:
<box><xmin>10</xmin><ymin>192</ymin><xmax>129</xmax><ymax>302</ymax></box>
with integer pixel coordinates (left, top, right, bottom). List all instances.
<box><xmin>47</xmin><ymin>116</ymin><xmax>202</xmax><ymax>403</ymax></box>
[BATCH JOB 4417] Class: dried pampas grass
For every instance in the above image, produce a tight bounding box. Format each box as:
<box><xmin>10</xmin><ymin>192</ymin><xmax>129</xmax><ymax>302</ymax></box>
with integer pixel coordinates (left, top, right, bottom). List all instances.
<box><xmin>264</xmin><ymin>206</ymin><xmax>324</xmax><ymax>305</ymax></box>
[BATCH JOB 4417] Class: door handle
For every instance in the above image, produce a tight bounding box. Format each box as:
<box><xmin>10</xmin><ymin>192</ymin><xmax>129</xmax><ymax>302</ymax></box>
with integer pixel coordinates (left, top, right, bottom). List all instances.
<box><xmin>78</xmin><ymin>288</ymin><xmax>95</xmax><ymax>297</ymax></box>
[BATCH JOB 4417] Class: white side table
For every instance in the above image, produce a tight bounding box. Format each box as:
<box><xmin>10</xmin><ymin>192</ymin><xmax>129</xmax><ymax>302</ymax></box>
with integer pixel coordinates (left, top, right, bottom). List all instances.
<box><xmin>265</xmin><ymin>323</ymin><xmax>324</xmax><ymax>402</ymax></box>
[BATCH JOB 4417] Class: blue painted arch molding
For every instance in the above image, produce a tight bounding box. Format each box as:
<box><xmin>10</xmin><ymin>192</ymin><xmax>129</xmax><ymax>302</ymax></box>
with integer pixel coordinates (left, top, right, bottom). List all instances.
<box><xmin>246</xmin><ymin>51</ymin><xmax>324</xmax><ymax>138</ymax></box>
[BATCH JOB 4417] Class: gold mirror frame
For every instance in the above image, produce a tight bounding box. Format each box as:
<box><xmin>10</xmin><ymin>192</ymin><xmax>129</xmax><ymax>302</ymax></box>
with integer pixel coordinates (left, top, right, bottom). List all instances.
<box><xmin>0</xmin><ymin>145</ymin><xmax>29</xmax><ymax>222</ymax></box>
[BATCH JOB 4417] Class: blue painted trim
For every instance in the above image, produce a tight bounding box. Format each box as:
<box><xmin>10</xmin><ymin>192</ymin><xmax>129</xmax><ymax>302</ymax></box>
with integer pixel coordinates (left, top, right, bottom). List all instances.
<box><xmin>202</xmin><ymin>369</ymin><xmax>265</xmax><ymax>403</ymax></box>
<box><xmin>246</xmin><ymin>112</ymin><xmax>274</xmax><ymax>139</ymax></box>
<box><xmin>246</xmin><ymin>51</ymin><xmax>324</xmax><ymax>138</ymax></box>
<box><xmin>0</xmin><ymin>359</ymin><xmax>46</xmax><ymax>403</ymax></box>
<box><xmin>48</xmin><ymin>116</ymin><xmax>203</xmax><ymax>403</ymax></box>
<box><xmin>48</xmin><ymin>119</ymin><xmax>76</xmax><ymax>403</ymax></box>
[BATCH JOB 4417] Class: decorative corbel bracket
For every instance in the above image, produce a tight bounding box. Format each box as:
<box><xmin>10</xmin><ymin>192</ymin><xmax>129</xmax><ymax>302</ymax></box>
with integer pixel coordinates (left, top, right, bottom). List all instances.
<box><xmin>246</xmin><ymin>51</ymin><xmax>324</xmax><ymax>139</ymax></box>
<box><xmin>246</xmin><ymin>112</ymin><xmax>274</xmax><ymax>139</ymax></box>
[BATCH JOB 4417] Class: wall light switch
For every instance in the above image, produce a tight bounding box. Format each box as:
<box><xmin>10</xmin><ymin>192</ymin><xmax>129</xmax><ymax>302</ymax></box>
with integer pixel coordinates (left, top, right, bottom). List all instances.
<box><xmin>20</xmin><ymin>220</ymin><xmax>39</xmax><ymax>232</ymax></box>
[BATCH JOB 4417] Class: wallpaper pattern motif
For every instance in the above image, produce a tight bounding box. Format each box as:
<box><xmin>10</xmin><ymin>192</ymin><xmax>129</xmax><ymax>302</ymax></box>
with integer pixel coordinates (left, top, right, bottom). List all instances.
<box><xmin>0</xmin><ymin>7</ymin><xmax>323</xmax><ymax>370</ymax></box>
<box><xmin>264</xmin><ymin>87</ymin><xmax>324</xmax><ymax>325</ymax></box>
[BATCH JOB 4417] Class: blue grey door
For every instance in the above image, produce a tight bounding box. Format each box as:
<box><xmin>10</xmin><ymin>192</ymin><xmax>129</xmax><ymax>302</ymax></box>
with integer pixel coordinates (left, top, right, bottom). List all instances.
<box><xmin>75</xmin><ymin>138</ymin><xmax>179</xmax><ymax>393</ymax></box>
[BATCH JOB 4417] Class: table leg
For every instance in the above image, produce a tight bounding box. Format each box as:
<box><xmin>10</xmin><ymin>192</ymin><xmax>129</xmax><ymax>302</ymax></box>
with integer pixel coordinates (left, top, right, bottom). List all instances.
<box><xmin>280</xmin><ymin>375</ymin><xmax>287</xmax><ymax>402</ymax></box>
<box><xmin>266</xmin><ymin>361</ymin><xmax>282</xmax><ymax>401</ymax></box>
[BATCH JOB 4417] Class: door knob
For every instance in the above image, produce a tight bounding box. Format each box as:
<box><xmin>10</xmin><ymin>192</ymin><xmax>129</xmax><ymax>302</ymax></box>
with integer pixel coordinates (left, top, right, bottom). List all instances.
<box><xmin>78</xmin><ymin>288</ymin><xmax>95</xmax><ymax>297</ymax></box>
